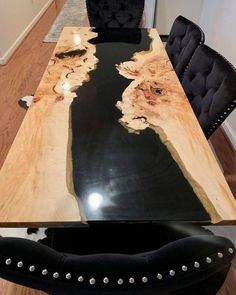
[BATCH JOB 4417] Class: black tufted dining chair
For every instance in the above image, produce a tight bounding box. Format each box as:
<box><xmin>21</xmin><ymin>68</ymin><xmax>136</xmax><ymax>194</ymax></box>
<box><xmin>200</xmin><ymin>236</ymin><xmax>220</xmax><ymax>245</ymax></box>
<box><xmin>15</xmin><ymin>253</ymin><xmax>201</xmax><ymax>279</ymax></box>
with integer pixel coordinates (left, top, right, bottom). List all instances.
<box><xmin>165</xmin><ymin>16</ymin><xmax>205</xmax><ymax>80</ymax></box>
<box><xmin>182</xmin><ymin>44</ymin><xmax>236</xmax><ymax>138</ymax></box>
<box><xmin>85</xmin><ymin>0</ymin><xmax>145</xmax><ymax>28</ymax></box>
<box><xmin>0</xmin><ymin>223</ymin><xmax>234</xmax><ymax>295</ymax></box>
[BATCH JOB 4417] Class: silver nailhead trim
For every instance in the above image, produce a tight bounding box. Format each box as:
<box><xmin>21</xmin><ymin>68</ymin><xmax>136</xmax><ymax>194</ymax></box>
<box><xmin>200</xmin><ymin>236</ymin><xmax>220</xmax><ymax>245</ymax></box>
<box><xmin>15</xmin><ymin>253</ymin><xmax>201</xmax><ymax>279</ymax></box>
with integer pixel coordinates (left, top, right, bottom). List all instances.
<box><xmin>142</xmin><ymin>277</ymin><xmax>148</xmax><ymax>283</ymax></box>
<box><xmin>157</xmin><ymin>273</ymin><xmax>163</xmax><ymax>280</ymax></box>
<box><xmin>103</xmin><ymin>277</ymin><xmax>109</xmax><ymax>284</ymax></box>
<box><xmin>66</xmin><ymin>273</ymin><xmax>71</xmax><ymax>280</ymax></box>
<box><xmin>78</xmin><ymin>276</ymin><xmax>84</xmax><ymax>282</ymax></box>
<box><xmin>29</xmin><ymin>265</ymin><xmax>35</xmax><ymax>272</ymax></box>
<box><xmin>117</xmin><ymin>278</ymin><xmax>124</xmax><ymax>285</ymax></box>
<box><xmin>129</xmin><ymin>277</ymin><xmax>135</xmax><ymax>284</ymax></box>
<box><xmin>218</xmin><ymin>252</ymin><xmax>223</xmax><ymax>258</ymax></box>
<box><xmin>169</xmin><ymin>270</ymin><xmax>175</xmax><ymax>276</ymax></box>
<box><xmin>194</xmin><ymin>262</ymin><xmax>200</xmax><ymax>268</ymax></box>
<box><xmin>42</xmin><ymin>269</ymin><xmax>48</xmax><ymax>275</ymax></box>
<box><xmin>182</xmin><ymin>265</ymin><xmax>188</xmax><ymax>272</ymax></box>
<box><xmin>206</xmin><ymin>257</ymin><xmax>212</xmax><ymax>263</ymax></box>
<box><xmin>89</xmin><ymin>278</ymin><xmax>96</xmax><ymax>285</ymax></box>
<box><xmin>229</xmin><ymin>248</ymin><xmax>234</xmax><ymax>254</ymax></box>
<box><xmin>17</xmin><ymin>261</ymin><xmax>23</xmax><ymax>268</ymax></box>
<box><xmin>5</xmin><ymin>258</ymin><xmax>11</xmax><ymax>265</ymax></box>
<box><xmin>53</xmin><ymin>272</ymin><xmax>59</xmax><ymax>278</ymax></box>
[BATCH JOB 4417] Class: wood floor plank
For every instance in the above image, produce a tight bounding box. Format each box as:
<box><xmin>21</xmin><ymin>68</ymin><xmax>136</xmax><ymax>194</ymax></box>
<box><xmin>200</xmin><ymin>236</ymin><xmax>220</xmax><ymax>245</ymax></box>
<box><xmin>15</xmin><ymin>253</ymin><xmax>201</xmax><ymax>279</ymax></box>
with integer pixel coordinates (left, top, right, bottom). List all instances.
<box><xmin>217</xmin><ymin>258</ymin><xmax>236</xmax><ymax>295</ymax></box>
<box><xmin>210</xmin><ymin>128</ymin><xmax>236</xmax><ymax>197</ymax></box>
<box><xmin>0</xmin><ymin>280</ymin><xmax>47</xmax><ymax>295</ymax></box>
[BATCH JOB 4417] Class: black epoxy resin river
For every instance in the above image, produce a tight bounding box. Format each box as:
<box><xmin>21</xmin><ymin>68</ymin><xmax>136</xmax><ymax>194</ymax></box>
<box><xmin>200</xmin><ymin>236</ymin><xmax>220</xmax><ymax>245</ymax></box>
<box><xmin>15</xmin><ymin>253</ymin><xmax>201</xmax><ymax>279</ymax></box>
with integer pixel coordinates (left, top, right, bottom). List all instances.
<box><xmin>69</xmin><ymin>28</ymin><xmax>209</xmax><ymax>221</ymax></box>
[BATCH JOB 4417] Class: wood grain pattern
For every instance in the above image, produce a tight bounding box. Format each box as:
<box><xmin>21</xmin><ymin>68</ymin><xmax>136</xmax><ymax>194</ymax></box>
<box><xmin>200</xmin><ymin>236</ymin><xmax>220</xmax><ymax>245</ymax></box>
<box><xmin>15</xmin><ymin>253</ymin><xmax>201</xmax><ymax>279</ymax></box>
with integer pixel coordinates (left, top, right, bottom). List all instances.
<box><xmin>0</xmin><ymin>27</ymin><xmax>98</xmax><ymax>225</ymax></box>
<box><xmin>0</xmin><ymin>280</ymin><xmax>47</xmax><ymax>295</ymax></box>
<box><xmin>116</xmin><ymin>29</ymin><xmax>236</xmax><ymax>224</ymax></box>
<box><xmin>0</xmin><ymin>0</ymin><xmax>65</xmax><ymax>170</ymax></box>
<box><xmin>210</xmin><ymin>128</ymin><xmax>236</xmax><ymax>197</ymax></box>
<box><xmin>217</xmin><ymin>257</ymin><xmax>236</xmax><ymax>295</ymax></box>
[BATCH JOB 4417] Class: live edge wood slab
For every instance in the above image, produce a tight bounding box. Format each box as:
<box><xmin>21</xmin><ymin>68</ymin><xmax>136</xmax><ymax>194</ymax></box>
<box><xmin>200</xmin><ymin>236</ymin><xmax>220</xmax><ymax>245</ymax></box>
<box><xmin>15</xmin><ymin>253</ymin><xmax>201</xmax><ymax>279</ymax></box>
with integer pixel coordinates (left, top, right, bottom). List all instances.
<box><xmin>0</xmin><ymin>27</ymin><xmax>235</xmax><ymax>225</ymax></box>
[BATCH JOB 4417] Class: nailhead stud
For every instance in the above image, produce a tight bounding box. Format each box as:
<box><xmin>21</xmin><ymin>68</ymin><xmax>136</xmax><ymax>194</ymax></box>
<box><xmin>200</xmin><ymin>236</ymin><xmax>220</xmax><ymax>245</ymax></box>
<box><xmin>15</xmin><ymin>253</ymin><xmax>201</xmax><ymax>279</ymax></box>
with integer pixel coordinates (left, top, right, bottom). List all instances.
<box><xmin>66</xmin><ymin>273</ymin><xmax>72</xmax><ymax>280</ymax></box>
<box><xmin>89</xmin><ymin>278</ymin><xmax>96</xmax><ymax>285</ymax></box>
<box><xmin>53</xmin><ymin>272</ymin><xmax>59</xmax><ymax>278</ymax></box>
<box><xmin>117</xmin><ymin>278</ymin><xmax>124</xmax><ymax>285</ymax></box>
<box><xmin>129</xmin><ymin>277</ymin><xmax>135</xmax><ymax>284</ymax></box>
<box><xmin>157</xmin><ymin>273</ymin><xmax>163</xmax><ymax>280</ymax></box>
<box><xmin>5</xmin><ymin>258</ymin><xmax>11</xmax><ymax>265</ymax></box>
<box><xmin>194</xmin><ymin>262</ymin><xmax>200</xmax><ymax>268</ymax></box>
<box><xmin>42</xmin><ymin>269</ymin><xmax>48</xmax><ymax>276</ymax></box>
<box><xmin>17</xmin><ymin>261</ymin><xmax>23</xmax><ymax>268</ymax></box>
<box><xmin>29</xmin><ymin>265</ymin><xmax>35</xmax><ymax>272</ymax></box>
<box><xmin>218</xmin><ymin>252</ymin><xmax>223</xmax><ymax>258</ymax></box>
<box><xmin>103</xmin><ymin>277</ymin><xmax>109</xmax><ymax>284</ymax></box>
<box><xmin>206</xmin><ymin>257</ymin><xmax>212</xmax><ymax>263</ymax></box>
<box><xmin>142</xmin><ymin>277</ymin><xmax>148</xmax><ymax>283</ymax></box>
<box><xmin>78</xmin><ymin>276</ymin><xmax>84</xmax><ymax>282</ymax></box>
<box><xmin>229</xmin><ymin>248</ymin><xmax>234</xmax><ymax>254</ymax></box>
<box><xmin>169</xmin><ymin>270</ymin><xmax>175</xmax><ymax>276</ymax></box>
<box><xmin>182</xmin><ymin>265</ymin><xmax>188</xmax><ymax>272</ymax></box>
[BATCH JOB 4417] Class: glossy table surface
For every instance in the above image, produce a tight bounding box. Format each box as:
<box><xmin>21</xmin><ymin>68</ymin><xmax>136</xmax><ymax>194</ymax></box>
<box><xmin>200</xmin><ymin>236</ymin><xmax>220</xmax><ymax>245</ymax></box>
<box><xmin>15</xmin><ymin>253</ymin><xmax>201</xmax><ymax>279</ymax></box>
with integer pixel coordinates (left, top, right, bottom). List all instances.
<box><xmin>0</xmin><ymin>27</ymin><xmax>235</xmax><ymax>226</ymax></box>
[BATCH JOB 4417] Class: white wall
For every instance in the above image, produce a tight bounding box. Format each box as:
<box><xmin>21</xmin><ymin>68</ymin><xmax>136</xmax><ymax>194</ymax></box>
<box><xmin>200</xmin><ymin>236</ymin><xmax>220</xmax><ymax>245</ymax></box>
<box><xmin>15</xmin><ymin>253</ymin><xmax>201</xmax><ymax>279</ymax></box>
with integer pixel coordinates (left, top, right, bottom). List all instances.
<box><xmin>143</xmin><ymin>0</ymin><xmax>156</xmax><ymax>27</ymax></box>
<box><xmin>156</xmin><ymin>0</ymin><xmax>204</xmax><ymax>34</ymax></box>
<box><xmin>0</xmin><ymin>0</ymin><xmax>53</xmax><ymax>64</ymax></box>
<box><xmin>200</xmin><ymin>0</ymin><xmax>236</xmax><ymax>148</ymax></box>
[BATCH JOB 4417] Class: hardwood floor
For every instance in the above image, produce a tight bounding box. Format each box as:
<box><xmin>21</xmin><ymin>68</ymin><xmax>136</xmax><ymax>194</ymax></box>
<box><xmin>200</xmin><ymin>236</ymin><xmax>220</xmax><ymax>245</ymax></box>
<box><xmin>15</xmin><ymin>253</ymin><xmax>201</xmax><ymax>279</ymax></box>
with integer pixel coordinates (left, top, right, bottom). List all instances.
<box><xmin>0</xmin><ymin>0</ymin><xmax>235</xmax><ymax>294</ymax></box>
<box><xmin>210</xmin><ymin>128</ymin><xmax>236</xmax><ymax>197</ymax></box>
<box><xmin>217</xmin><ymin>258</ymin><xmax>236</xmax><ymax>295</ymax></box>
<box><xmin>0</xmin><ymin>281</ymin><xmax>47</xmax><ymax>295</ymax></box>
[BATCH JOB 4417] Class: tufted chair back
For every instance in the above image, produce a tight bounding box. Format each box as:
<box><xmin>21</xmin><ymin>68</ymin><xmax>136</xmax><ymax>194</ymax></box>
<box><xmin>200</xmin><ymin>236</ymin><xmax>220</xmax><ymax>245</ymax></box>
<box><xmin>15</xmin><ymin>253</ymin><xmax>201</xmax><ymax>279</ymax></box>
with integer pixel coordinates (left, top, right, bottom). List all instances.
<box><xmin>166</xmin><ymin>16</ymin><xmax>205</xmax><ymax>80</ymax></box>
<box><xmin>182</xmin><ymin>44</ymin><xmax>236</xmax><ymax>138</ymax></box>
<box><xmin>0</xmin><ymin>223</ymin><xmax>234</xmax><ymax>295</ymax></box>
<box><xmin>86</xmin><ymin>0</ymin><xmax>145</xmax><ymax>28</ymax></box>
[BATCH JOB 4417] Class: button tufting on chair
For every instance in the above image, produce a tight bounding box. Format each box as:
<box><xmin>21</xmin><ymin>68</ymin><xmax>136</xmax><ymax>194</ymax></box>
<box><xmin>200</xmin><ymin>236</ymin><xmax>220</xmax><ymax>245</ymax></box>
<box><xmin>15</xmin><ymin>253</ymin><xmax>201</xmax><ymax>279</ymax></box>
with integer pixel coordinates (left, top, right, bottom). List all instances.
<box><xmin>165</xmin><ymin>16</ymin><xmax>205</xmax><ymax>80</ymax></box>
<box><xmin>182</xmin><ymin>44</ymin><xmax>236</xmax><ymax>138</ymax></box>
<box><xmin>0</xmin><ymin>223</ymin><xmax>234</xmax><ymax>295</ymax></box>
<box><xmin>85</xmin><ymin>0</ymin><xmax>145</xmax><ymax>28</ymax></box>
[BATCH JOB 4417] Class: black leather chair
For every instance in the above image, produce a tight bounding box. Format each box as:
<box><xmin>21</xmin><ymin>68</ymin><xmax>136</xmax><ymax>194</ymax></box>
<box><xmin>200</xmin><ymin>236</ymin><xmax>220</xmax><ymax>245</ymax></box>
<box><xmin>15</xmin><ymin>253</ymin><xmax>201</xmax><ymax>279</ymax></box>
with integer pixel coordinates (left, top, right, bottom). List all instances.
<box><xmin>85</xmin><ymin>0</ymin><xmax>145</xmax><ymax>28</ymax></box>
<box><xmin>182</xmin><ymin>44</ymin><xmax>236</xmax><ymax>138</ymax></box>
<box><xmin>0</xmin><ymin>223</ymin><xmax>234</xmax><ymax>295</ymax></box>
<box><xmin>165</xmin><ymin>16</ymin><xmax>205</xmax><ymax>80</ymax></box>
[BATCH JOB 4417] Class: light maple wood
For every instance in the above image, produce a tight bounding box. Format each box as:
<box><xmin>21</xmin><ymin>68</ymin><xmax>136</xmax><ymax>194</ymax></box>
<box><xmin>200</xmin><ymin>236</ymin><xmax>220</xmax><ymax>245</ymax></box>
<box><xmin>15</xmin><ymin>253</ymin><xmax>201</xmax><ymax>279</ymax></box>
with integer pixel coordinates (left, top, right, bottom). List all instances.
<box><xmin>0</xmin><ymin>27</ymin><xmax>98</xmax><ymax>225</ymax></box>
<box><xmin>116</xmin><ymin>29</ymin><xmax>236</xmax><ymax>224</ymax></box>
<box><xmin>0</xmin><ymin>0</ymin><xmax>65</xmax><ymax>170</ymax></box>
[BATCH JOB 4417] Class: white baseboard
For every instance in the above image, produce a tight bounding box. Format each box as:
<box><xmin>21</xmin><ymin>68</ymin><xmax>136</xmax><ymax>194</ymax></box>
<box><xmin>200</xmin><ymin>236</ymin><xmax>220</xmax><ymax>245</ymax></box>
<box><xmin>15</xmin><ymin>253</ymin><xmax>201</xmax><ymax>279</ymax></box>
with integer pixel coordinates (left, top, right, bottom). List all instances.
<box><xmin>223</xmin><ymin>121</ymin><xmax>236</xmax><ymax>150</ymax></box>
<box><xmin>0</xmin><ymin>56</ymin><xmax>5</xmax><ymax>65</ymax></box>
<box><xmin>0</xmin><ymin>0</ymin><xmax>54</xmax><ymax>65</ymax></box>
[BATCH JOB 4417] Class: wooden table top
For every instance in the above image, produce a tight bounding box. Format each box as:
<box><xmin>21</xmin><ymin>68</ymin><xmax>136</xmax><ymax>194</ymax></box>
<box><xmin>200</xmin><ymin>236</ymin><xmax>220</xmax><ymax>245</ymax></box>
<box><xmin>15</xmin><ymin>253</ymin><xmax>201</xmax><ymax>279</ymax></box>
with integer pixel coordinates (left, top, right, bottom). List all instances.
<box><xmin>0</xmin><ymin>27</ymin><xmax>235</xmax><ymax>226</ymax></box>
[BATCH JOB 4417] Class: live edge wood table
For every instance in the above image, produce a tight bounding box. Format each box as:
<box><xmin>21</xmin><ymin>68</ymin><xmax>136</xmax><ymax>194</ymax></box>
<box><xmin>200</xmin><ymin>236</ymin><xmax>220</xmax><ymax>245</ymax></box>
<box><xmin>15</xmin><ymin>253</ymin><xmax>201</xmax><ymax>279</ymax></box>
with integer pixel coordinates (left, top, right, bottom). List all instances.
<box><xmin>0</xmin><ymin>27</ymin><xmax>235</xmax><ymax>226</ymax></box>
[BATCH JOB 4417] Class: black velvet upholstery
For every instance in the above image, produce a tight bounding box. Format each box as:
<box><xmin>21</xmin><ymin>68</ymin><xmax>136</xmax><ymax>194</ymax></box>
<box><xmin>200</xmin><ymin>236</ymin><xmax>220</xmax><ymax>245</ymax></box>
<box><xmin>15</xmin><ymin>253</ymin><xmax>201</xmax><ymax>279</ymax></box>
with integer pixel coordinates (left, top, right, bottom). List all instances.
<box><xmin>86</xmin><ymin>0</ymin><xmax>145</xmax><ymax>28</ymax></box>
<box><xmin>0</xmin><ymin>223</ymin><xmax>234</xmax><ymax>295</ymax></box>
<box><xmin>166</xmin><ymin>16</ymin><xmax>205</xmax><ymax>79</ymax></box>
<box><xmin>182</xmin><ymin>44</ymin><xmax>236</xmax><ymax>138</ymax></box>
